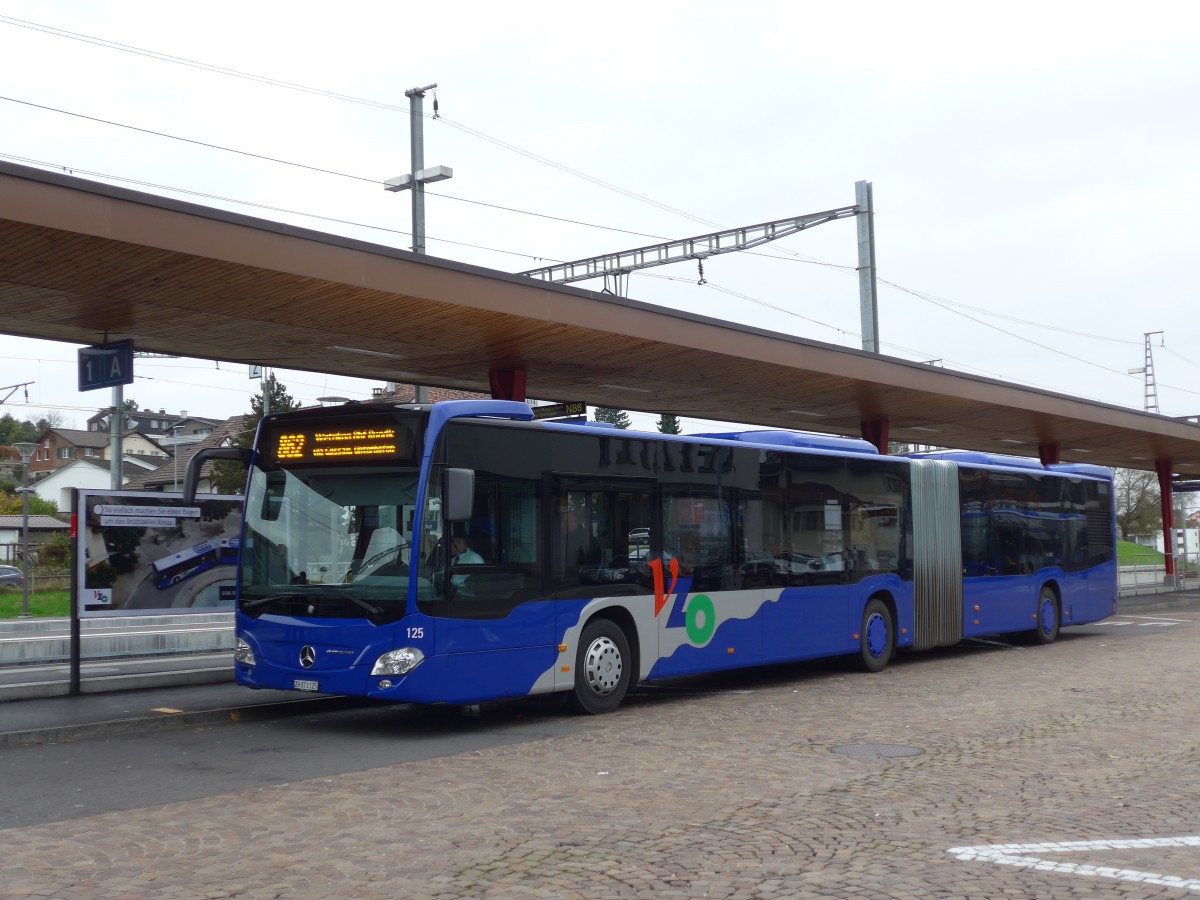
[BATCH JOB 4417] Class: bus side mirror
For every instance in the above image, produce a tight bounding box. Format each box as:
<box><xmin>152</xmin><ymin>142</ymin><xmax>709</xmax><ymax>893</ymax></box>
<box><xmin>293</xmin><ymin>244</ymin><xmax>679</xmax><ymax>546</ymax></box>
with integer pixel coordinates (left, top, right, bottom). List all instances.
<box><xmin>444</xmin><ymin>468</ymin><xmax>475</xmax><ymax>522</ymax></box>
<box><xmin>183</xmin><ymin>447</ymin><xmax>252</xmax><ymax>503</ymax></box>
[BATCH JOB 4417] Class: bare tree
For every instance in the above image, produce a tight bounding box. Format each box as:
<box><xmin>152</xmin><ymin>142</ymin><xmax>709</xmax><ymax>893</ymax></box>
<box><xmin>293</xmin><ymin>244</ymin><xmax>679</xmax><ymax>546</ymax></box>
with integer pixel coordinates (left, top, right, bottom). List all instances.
<box><xmin>35</xmin><ymin>409</ymin><xmax>66</xmax><ymax>431</ymax></box>
<box><xmin>1113</xmin><ymin>467</ymin><xmax>1161</xmax><ymax>540</ymax></box>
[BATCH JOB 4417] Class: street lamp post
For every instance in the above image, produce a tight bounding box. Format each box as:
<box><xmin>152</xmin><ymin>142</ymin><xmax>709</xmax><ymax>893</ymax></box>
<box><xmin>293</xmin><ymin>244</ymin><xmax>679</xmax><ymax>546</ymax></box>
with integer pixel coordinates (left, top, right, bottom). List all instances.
<box><xmin>12</xmin><ymin>442</ymin><xmax>37</xmax><ymax>618</ymax></box>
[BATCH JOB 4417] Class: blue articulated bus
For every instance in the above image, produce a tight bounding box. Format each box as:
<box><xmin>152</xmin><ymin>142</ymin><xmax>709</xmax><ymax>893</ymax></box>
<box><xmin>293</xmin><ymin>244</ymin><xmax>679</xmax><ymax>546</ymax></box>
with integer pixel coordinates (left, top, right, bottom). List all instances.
<box><xmin>197</xmin><ymin>399</ymin><xmax>1116</xmax><ymax>714</ymax></box>
<box><xmin>152</xmin><ymin>540</ymin><xmax>220</xmax><ymax>589</ymax></box>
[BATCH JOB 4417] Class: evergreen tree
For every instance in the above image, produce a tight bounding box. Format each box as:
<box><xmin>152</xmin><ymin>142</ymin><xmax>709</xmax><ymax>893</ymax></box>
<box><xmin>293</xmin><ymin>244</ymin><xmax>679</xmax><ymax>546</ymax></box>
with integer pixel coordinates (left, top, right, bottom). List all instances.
<box><xmin>657</xmin><ymin>414</ymin><xmax>682</xmax><ymax>435</ymax></box>
<box><xmin>245</xmin><ymin>373</ymin><xmax>300</xmax><ymax>426</ymax></box>
<box><xmin>593</xmin><ymin>406</ymin><xmax>631</xmax><ymax>430</ymax></box>
<box><xmin>211</xmin><ymin>373</ymin><xmax>300</xmax><ymax>494</ymax></box>
<box><xmin>0</xmin><ymin>413</ymin><xmax>39</xmax><ymax>444</ymax></box>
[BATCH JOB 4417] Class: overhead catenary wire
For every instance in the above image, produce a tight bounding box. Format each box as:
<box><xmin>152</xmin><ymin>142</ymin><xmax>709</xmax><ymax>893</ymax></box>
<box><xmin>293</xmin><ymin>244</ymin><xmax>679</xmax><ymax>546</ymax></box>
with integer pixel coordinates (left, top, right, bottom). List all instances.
<box><xmin>0</xmin><ymin>17</ymin><xmax>1169</xmax><ymax>352</ymax></box>
<box><xmin>2</xmin><ymin>15</ymin><xmax>1197</xmax><ymax>402</ymax></box>
<box><xmin>0</xmin><ymin>151</ymin><xmax>565</xmax><ymax>263</ymax></box>
<box><xmin>0</xmin><ymin>14</ymin><xmax>720</xmax><ymax>228</ymax></box>
<box><xmin>6</xmin><ymin>146</ymin><xmax>1193</xmax><ymax>403</ymax></box>
<box><xmin>0</xmin><ymin>98</ymin><xmax>674</xmax><ymax>243</ymax></box>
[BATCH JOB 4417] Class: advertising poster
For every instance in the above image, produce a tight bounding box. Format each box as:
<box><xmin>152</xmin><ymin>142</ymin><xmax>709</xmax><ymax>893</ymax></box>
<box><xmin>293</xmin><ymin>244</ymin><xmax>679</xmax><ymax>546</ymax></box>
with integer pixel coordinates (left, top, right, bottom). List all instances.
<box><xmin>76</xmin><ymin>490</ymin><xmax>243</xmax><ymax>616</ymax></box>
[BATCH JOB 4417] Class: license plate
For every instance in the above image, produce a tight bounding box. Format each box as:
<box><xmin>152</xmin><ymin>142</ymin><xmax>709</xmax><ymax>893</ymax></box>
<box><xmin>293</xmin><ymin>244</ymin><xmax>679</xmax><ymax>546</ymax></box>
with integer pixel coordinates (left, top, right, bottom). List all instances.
<box><xmin>293</xmin><ymin>679</ymin><xmax>319</xmax><ymax>692</ymax></box>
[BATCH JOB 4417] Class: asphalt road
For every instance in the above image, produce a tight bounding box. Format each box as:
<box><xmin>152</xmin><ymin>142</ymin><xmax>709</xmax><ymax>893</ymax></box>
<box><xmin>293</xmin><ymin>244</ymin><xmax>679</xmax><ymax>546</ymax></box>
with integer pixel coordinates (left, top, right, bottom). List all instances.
<box><xmin>3</xmin><ymin>603</ymin><xmax>1199</xmax><ymax>897</ymax></box>
<box><xmin>1</xmin><ymin>609</ymin><xmax>1190</xmax><ymax>832</ymax></box>
<box><xmin>0</xmin><ymin>695</ymin><xmax>590</xmax><ymax>830</ymax></box>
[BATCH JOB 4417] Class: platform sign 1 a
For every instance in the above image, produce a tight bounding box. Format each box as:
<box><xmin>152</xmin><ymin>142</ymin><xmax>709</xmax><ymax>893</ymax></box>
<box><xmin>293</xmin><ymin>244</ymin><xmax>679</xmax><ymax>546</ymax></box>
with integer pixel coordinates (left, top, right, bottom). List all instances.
<box><xmin>78</xmin><ymin>339</ymin><xmax>134</xmax><ymax>392</ymax></box>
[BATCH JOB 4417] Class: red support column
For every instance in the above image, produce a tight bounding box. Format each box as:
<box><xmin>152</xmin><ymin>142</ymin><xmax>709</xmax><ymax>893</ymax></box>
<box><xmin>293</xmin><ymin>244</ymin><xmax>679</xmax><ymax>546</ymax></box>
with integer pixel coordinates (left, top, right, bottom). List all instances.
<box><xmin>1038</xmin><ymin>443</ymin><xmax>1061</xmax><ymax>466</ymax></box>
<box><xmin>1156</xmin><ymin>458</ymin><xmax>1175</xmax><ymax>577</ymax></box>
<box><xmin>860</xmin><ymin>418</ymin><xmax>889</xmax><ymax>455</ymax></box>
<box><xmin>488</xmin><ymin>366</ymin><xmax>527</xmax><ymax>402</ymax></box>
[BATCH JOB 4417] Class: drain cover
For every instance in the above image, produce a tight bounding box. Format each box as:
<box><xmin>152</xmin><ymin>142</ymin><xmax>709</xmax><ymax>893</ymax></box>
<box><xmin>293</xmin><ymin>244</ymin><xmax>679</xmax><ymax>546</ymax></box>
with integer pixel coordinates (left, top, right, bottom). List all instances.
<box><xmin>830</xmin><ymin>743</ymin><xmax>922</xmax><ymax>759</ymax></box>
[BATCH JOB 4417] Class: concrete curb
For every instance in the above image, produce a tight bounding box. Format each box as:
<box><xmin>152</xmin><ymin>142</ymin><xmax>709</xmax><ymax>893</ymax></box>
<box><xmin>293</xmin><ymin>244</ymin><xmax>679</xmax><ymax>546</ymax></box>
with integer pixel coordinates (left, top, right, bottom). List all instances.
<box><xmin>0</xmin><ymin>664</ymin><xmax>233</xmax><ymax>702</ymax></box>
<box><xmin>0</xmin><ymin>695</ymin><xmax>354</xmax><ymax>749</ymax></box>
<box><xmin>1117</xmin><ymin>596</ymin><xmax>1200</xmax><ymax>615</ymax></box>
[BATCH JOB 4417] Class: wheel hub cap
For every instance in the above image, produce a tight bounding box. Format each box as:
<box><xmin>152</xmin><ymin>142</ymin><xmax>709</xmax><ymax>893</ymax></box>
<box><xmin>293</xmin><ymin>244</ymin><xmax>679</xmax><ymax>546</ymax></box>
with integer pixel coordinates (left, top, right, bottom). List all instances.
<box><xmin>584</xmin><ymin>636</ymin><xmax>622</xmax><ymax>696</ymax></box>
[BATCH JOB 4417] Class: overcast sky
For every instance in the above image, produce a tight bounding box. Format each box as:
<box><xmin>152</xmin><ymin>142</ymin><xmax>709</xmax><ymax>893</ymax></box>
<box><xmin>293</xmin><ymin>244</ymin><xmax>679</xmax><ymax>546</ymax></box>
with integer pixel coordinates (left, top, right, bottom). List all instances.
<box><xmin>1</xmin><ymin>0</ymin><xmax>1197</xmax><ymax>433</ymax></box>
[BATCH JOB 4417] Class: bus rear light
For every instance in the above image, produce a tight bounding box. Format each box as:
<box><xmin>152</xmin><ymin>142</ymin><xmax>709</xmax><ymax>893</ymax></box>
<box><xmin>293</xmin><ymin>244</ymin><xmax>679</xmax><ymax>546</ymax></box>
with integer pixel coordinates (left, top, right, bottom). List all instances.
<box><xmin>234</xmin><ymin>637</ymin><xmax>257</xmax><ymax>666</ymax></box>
<box><xmin>371</xmin><ymin>647</ymin><xmax>425</xmax><ymax>676</ymax></box>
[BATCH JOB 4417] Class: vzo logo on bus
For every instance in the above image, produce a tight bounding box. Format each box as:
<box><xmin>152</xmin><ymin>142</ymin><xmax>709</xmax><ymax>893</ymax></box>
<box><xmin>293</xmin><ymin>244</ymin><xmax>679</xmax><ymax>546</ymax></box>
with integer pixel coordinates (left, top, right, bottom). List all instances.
<box><xmin>649</xmin><ymin>557</ymin><xmax>716</xmax><ymax>646</ymax></box>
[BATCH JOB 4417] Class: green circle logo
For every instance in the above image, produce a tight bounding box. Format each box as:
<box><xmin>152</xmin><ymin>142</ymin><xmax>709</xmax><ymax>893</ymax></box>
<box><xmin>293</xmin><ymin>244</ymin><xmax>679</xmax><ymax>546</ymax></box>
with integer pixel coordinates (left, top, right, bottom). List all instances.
<box><xmin>686</xmin><ymin>593</ymin><xmax>716</xmax><ymax>645</ymax></box>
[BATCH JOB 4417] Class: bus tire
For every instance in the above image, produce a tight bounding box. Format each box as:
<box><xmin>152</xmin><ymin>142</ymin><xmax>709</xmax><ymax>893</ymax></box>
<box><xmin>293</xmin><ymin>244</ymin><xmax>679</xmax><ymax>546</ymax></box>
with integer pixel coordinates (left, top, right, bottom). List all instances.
<box><xmin>570</xmin><ymin>619</ymin><xmax>631</xmax><ymax>715</ymax></box>
<box><xmin>1032</xmin><ymin>586</ymin><xmax>1060</xmax><ymax>645</ymax></box>
<box><xmin>857</xmin><ymin>597</ymin><xmax>894</xmax><ymax>673</ymax></box>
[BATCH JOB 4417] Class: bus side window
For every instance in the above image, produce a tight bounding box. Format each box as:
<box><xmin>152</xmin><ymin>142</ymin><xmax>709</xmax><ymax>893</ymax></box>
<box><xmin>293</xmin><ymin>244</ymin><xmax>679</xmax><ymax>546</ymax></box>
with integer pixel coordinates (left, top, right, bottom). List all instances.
<box><xmin>553</xmin><ymin>491</ymin><xmax>602</xmax><ymax>589</ymax></box>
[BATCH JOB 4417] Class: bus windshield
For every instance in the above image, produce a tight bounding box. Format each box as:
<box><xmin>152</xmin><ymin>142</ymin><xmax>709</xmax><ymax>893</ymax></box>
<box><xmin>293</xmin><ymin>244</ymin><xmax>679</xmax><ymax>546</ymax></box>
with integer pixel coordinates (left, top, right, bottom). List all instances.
<box><xmin>239</xmin><ymin>463</ymin><xmax>424</xmax><ymax>621</ymax></box>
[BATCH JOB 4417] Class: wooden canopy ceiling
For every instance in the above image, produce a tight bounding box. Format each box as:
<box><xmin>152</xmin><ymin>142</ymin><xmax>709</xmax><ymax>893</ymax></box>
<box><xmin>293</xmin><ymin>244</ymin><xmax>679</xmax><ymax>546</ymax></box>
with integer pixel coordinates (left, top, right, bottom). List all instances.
<box><xmin>2</xmin><ymin>161</ymin><xmax>1199</xmax><ymax>478</ymax></box>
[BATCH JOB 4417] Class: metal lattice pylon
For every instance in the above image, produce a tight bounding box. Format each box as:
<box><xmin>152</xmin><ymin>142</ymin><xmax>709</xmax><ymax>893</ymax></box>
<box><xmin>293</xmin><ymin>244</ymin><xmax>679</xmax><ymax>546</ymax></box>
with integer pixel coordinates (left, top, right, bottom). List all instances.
<box><xmin>1141</xmin><ymin>331</ymin><xmax>1163</xmax><ymax>414</ymax></box>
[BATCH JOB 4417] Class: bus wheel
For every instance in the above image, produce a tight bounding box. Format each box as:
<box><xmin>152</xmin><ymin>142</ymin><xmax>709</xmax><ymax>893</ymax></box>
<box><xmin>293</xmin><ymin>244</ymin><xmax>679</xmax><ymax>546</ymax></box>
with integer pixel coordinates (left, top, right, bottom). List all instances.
<box><xmin>570</xmin><ymin>619</ymin><xmax>631</xmax><ymax>714</ymax></box>
<box><xmin>1033</xmin><ymin>587</ymin><xmax>1060</xmax><ymax>645</ymax></box>
<box><xmin>858</xmin><ymin>598</ymin><xmax>894</xmax><ymax>673</ymax></box>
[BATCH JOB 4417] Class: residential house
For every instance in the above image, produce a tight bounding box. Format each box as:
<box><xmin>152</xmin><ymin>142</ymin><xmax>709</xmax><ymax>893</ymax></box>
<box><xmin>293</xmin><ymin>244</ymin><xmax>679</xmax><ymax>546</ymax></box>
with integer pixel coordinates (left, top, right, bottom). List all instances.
<box><xmin>122</xmin><ymin>417</ymin><xmax>244</xmax><ymax>494</ymax></box>
<box><xmin>0</xmin><ymin>514</ymin><xmax>71</xmax><ymax>565</ymax></box>
<box><xmin>32</xmin><ymin>457</ymin><xmax>159</xmax><ymax>513</ymax></box>
<box><xmin>27</xmin><ymin>428</ymin><xmax>168</xmax><ymax>477</ymax></box>
<box><xmin>86</xmin><ymin>408</ymin><xmax>221</xmax><ymax>438</ymax></box>
<box><xmin>372</xmin><ymin>382</ymin><xmax>486</xmax><ymax>403</ymax></box>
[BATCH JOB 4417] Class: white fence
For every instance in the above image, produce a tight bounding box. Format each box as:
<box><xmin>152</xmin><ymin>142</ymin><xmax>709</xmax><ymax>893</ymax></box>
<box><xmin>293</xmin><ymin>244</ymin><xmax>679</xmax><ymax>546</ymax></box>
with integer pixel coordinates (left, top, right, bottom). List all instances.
<box><xmin>1120</xmin><ymin>550</ymin><xmax>1199</xmax><ymax>595</ymax></box>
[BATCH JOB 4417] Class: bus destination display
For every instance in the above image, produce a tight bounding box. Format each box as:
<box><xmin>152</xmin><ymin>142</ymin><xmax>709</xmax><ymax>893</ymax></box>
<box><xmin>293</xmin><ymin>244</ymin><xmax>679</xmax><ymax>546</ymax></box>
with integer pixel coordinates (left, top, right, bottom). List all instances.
<box><xmin>268</xmin><ymin>418</ymin><xmax>415</xmax><ymax>465</ymax></box>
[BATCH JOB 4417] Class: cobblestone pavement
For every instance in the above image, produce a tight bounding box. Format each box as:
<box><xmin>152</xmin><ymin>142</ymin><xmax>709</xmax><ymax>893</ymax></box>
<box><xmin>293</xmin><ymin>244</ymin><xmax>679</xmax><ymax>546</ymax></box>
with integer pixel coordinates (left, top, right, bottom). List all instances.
<box><xmin>4</xmin><ymin>608</ymin><xmax>1200</xmax><ymax>898</ymax></box>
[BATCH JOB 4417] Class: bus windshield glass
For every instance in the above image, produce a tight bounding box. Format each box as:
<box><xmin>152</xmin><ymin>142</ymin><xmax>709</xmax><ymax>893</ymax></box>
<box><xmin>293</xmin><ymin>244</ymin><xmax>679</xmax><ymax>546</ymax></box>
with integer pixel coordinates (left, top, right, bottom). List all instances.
<box><xmin>239</xmin><ymin>462</ymin><xmax>423</xmax><ymax>621</ymax></box>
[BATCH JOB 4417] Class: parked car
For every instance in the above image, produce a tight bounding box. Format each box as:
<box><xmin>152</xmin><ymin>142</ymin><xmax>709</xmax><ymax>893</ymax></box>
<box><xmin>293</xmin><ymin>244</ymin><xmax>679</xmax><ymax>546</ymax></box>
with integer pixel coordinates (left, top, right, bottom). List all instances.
<box><xmin>579</xmin><ymin>556</ymin><xmax>641</xmax><ymax>585</ymax></box>
<box><xmin>774</xmin><ymin>551</ymin><xmax>845</xmax><ymax>584</ymax></box>
<box><xmin>0</xmin><ymin>565</ymin><xmax>25</xmax><ymax>588</ymax></box>
<box><xmin>774</xmin><ymin>552</ymin><xmax>825</xmax><ymax>579</ymax></box>
<box><xmin>740</xmin><ymin>551</ymin><xmax>776</xmax><ymax>585</ymax></box>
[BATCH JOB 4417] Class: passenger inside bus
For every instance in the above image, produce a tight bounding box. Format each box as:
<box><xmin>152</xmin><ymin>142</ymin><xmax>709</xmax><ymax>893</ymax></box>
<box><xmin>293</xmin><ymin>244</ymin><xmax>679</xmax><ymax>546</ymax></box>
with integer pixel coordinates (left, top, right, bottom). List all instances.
<box><xmin>450</xmin><ymin>528</ymin><xmax>484</xmax><ymax>592</ymax></box>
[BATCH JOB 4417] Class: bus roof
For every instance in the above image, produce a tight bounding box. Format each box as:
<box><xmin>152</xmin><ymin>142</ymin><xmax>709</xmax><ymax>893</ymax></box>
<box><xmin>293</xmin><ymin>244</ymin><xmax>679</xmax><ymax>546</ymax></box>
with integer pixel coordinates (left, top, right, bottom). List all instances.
<box><xmin>690</xmin><ymin>429</ymin><xmax>879</xmax><ymax>454</ymax></box>
<box><xmin>301</xmin><ymin>400</ymin><xmax>1113</xmax><ymax>479</ymax></box>
<box><xmin>907</xmin><ymin>449</ymin><xmax>1112</xmax><ymax>479</ymax></box>
<box><xmin>904</xmin><ymin>449</ymin><xmax>1044</xmax><ymax>470</ymax></box>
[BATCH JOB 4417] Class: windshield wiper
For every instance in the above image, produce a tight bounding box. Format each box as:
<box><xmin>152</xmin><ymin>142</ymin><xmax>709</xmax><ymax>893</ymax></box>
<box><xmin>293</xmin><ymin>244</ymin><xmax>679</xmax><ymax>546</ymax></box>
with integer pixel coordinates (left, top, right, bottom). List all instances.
<box><xmin>241</xmin><ymin>590</ymin><xmax>384</xmax><ymax>618</ymax></box>
<box><xmin>341</xmin><ymin>594</ymin><xmax>385</xmax><ymax>617</ymax></box>
<box><xmin>242</xmin><ymin>593</ymin><xmax>306</xmax><ymax>611</ymax></box>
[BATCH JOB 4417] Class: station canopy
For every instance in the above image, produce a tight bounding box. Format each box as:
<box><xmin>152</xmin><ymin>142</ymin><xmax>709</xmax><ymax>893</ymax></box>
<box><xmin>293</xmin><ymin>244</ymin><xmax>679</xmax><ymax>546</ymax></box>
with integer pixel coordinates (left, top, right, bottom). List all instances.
<box><xmin>1</xmin><ymin>160</ymin><xmax>1198</xmax><ymax>479</ymax></box>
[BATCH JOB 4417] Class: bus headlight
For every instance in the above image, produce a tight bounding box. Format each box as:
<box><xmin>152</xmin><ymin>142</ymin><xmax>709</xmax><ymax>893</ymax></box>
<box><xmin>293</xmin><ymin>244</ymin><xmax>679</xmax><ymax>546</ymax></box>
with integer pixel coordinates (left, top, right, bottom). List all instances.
<box><xmin>371</xmin><ymin>647</ymin><xmax>425</xmax><ymax>676</ymax></box>
<box><xmin>235</xmin><ymin>637</ymin><xmax>257</xmax><ymax>666</ymax></box>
